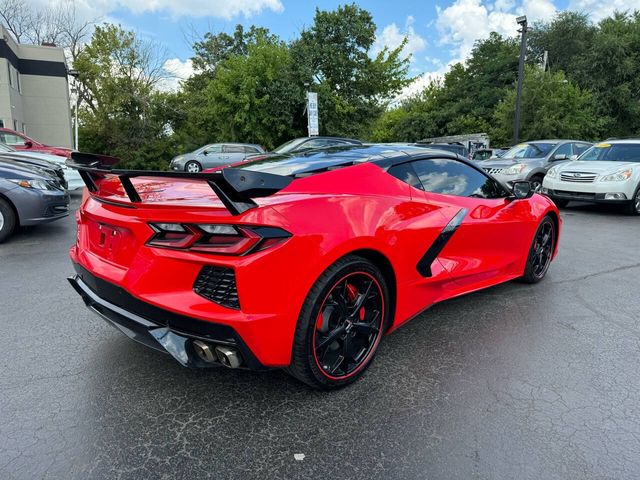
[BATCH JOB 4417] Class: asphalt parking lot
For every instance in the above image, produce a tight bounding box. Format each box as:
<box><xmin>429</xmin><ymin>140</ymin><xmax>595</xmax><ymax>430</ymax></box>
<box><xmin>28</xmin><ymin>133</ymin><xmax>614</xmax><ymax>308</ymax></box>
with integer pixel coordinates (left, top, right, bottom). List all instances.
<box><xmin>1</xmin><ymin>193</ymin><xmax>639</xmax><ymax>480</ymax></box>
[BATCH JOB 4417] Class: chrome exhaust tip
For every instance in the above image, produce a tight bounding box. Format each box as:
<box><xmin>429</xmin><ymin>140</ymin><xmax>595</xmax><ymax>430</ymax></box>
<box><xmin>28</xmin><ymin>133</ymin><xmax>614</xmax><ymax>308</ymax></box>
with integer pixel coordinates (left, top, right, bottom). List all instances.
<box><xmin>215</xmin><ymin>345</ymin><xmax>243</xmax><ymax>369</ymax></box>
<box><xmin>192</xmin><ymin>340</ymin><xmax>217</xmax><ymax>363</ymax></box>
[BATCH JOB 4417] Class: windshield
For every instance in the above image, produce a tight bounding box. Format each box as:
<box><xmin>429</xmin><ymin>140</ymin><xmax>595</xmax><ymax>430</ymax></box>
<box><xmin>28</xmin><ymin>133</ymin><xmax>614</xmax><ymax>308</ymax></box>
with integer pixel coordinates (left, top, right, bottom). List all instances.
<box><xmin>579</xmin><ymin>143</ymin><xmax>640</xmax><ymax>163</ymax></box>
<box><xmin>273</xmin><ymin>138</ymin><xmax>307</xmax><ymax>154</ymax></box>
<box><xmin>503</xmin><ymin>142</ymin><xmax>556</xmax><ymax>159</ymax></box>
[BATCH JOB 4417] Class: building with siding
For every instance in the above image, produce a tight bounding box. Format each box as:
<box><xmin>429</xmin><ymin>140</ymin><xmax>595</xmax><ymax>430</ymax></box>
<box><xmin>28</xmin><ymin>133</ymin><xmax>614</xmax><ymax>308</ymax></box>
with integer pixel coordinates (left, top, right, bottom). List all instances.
<box><xmin>0</xmin><ymin>26</ymin><xmax>72</xmax><ymax>148</ymax></box>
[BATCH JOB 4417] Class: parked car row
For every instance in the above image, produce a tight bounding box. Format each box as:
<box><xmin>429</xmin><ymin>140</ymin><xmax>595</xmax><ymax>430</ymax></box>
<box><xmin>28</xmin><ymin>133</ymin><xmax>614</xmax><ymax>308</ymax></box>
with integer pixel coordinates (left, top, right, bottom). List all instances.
<box><xmin>170</xmin><ymin>137</ymin><xmax>362</xmax><ymax>172</ymax></box>
<box><xmin>0</xmin><ymin>128</ymin><xmax>78</xmax><ymax>243</ymax></box>
<box><xmin>0</xmin><ymin>156</ymin><xmax>70</xmax><ymax>242</ymax></box>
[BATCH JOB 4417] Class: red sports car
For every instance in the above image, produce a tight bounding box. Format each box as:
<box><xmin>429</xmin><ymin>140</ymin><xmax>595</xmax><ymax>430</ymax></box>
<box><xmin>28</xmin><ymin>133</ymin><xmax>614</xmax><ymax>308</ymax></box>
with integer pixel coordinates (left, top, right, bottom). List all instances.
<box><xmin>0</xmin><ymin>127</ymin><xmax>72</xmax><ymax>157</ymax></box>
<box><xmin>67</xmin><ymin>145</ymin><xmax>560</xmax><ymax>389</ymax></box>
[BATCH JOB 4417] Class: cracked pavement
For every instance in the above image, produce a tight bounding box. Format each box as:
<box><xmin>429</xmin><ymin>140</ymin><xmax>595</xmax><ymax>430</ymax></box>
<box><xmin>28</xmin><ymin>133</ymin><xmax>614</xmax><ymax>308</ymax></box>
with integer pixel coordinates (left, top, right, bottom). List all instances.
<box><xmin>1</xmin><ymin>194</ymin><xmax>639</xmax><ymax>479</ymax></box>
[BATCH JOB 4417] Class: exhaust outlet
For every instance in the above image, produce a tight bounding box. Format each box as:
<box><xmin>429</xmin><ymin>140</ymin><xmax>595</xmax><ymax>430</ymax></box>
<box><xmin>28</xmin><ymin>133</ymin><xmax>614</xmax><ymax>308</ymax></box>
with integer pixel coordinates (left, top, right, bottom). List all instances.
<box><xmin>192</xmin><ymin>340</ymin><xmax>217</xmax><ymax>363</ymax></box>
<box><xmin>215</xmin><ymin>345</ymin><xmax>243</xmax><ymax>369</ymax></box>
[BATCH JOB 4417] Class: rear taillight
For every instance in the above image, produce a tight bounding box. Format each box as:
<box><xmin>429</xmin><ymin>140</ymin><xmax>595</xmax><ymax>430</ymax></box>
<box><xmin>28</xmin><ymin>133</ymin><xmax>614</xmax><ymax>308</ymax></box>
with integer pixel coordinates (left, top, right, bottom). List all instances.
<box><xmin>147</xmin><ymin>223</ymin><xmax>290</xmax><ymax>255</ymax></box>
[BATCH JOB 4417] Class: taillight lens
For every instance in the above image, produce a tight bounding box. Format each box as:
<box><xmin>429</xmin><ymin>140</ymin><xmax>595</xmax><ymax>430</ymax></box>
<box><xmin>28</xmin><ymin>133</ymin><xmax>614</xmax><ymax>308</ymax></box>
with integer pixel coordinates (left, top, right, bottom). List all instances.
<box><xmin>147</xmin><ymin>223</ymin><xmax>290</xmax><ymax>255</ymax></box>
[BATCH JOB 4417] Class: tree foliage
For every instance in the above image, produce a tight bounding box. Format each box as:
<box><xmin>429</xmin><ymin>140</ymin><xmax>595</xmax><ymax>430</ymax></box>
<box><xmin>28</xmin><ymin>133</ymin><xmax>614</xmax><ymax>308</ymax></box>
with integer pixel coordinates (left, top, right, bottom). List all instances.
<box><xmin>74</xmin><ymin>24</ymin><xmax>172</xmax><ymax>168</ymax></box>
<box><xmin>492</xmin><ymin>67</ymin><xmax>601</xmax><ymax>145</ymax></box>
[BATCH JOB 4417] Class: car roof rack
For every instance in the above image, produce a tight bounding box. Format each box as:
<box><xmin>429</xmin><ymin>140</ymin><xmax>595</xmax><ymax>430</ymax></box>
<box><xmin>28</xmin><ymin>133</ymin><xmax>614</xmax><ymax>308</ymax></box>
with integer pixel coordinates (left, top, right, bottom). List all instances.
<box><xmin>66</xmin><ymin>152</ymin><xmax>293</xmax><ymax>215</ymax></box>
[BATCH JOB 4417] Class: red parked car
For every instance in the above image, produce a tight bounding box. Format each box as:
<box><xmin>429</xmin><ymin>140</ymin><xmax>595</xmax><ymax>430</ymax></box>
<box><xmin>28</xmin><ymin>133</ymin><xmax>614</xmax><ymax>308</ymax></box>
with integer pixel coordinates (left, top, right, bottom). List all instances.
<box><xmin>0</xmin><ymin>128</ymin><xmax>72</xmax><ymax>157</ymax></box>
<box><xmin>67</xmin><ymin>145</ymin><xmax>560</xmax><ymax>389</ymax></box>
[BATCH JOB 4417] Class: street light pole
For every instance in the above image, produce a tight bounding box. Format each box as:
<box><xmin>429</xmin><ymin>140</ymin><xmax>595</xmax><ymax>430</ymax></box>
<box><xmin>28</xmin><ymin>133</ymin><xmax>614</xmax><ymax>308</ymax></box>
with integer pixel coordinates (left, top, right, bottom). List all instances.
<box><xmin>513</xmin><ymin>15</ymin><xmax>528</xmax><ymax>146</ymax></box>
<box><xmin>68</xmin><ymin>69</ymin><xmax>80</xmax><ymax>150</ymax></box>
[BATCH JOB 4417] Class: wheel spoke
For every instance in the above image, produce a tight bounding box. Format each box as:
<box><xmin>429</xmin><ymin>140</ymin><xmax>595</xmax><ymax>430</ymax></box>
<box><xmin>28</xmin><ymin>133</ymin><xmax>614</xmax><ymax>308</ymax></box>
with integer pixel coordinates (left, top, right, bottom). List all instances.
<box><xmin>350</xmin><ymin>279</ymin><xmax>374</xmax><ymax>315</ymax></box>
<box><xmin>351</xmin><ymin>322</ymin><xmax>379</xmax><ymax>335</ymax></box>
<box><xmin>315</xmin><ymin>324</ymin><xmax>346</xmax><ymax>352</ymax></box>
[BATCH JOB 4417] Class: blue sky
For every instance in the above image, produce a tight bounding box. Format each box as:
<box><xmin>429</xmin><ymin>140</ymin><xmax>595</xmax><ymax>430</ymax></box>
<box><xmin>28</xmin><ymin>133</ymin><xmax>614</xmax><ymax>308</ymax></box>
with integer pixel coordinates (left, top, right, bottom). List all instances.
<box><xmin>42</xmin><ymin>0</ymin><xmax>640</xmax><ymax>93</ymax></box>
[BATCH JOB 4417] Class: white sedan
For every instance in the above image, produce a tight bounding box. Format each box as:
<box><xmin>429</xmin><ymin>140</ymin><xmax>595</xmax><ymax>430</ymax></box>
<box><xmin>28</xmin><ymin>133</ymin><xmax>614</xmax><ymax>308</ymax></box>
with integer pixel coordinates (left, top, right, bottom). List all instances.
<box><xmin>0</xmin><ymin>144</ymin><xmax>83</xmax><ymax>190</ymax></box>
<box><xmin>542</xmin><ymin>140</ymin><xmax>640</xmax><ymax>215</ymax></box>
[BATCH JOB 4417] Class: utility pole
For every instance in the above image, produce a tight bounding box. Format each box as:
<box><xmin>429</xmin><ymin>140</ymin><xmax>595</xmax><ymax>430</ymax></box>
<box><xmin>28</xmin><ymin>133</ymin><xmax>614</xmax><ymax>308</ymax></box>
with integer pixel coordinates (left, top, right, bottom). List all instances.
<box><xmin>68</xmin><ymin>69</ymin><xmax>79</xmax><ymax>150</ymax></box>
<box><xmin>513</xmin><ymin>15</ymin><xmax>528</xmax><ymax>146</ymax></box>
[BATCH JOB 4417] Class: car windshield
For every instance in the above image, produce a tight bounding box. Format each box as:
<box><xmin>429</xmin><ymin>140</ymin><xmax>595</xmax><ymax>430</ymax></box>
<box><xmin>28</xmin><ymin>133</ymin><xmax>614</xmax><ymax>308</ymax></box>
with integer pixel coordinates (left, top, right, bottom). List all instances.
<box><xmin>273</xmin><ymin>138</ymin><xmax>308</xmax><ymax>154</ymax></box>
<box><xmin>503</xmin><ymin>142</ymin><xmax>556</xmax><ymax>159</ymax></box>
<box><xmin>578</xmin><ymin>143</ymin><xmax>640</xmax><ymax>163</ymax></box>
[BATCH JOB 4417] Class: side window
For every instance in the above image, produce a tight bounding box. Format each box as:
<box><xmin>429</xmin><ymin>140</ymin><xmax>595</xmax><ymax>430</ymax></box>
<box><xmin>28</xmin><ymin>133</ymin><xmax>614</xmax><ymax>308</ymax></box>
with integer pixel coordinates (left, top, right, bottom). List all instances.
<box><xmin>304</xmin><ymin>139</ymin><xmax>328</xmax><ymax>149</ymax></box>
<box><xmin>573</xmin><ymin>143</ymin><xmax>590</xmax><ymax>156</ymax></box>
<box><xmin>411</xmin><ymin>158</ymin><xmax>503</xmax><ymax>199</ymax></box>
<box><xmin>4</xmin><ymin>133</ymin><xmax>25</xmax><ymax>146</ymax></box>
<box><xmin>388</xmin><ymin>162</ymin><xmax>424</xmax><ymax>190</ymax></box>
<box><xmin>204</xmin><ymin>145</ymin><xmax>221</xmax><ymax>154</ymax></box>
<box><xmin>243</xmin><ymin>146</ymin><xmax>259</xmax><ymax>154</ymax></box>
<box><xmin>553</xmin><ymin>143</ymin><xmax>572</xmax><ymax>159</ymax></box>
<box><xmin>224</xmin><ymin>145</ymin><xmax>245</xmax><ymax>153</ymax></box>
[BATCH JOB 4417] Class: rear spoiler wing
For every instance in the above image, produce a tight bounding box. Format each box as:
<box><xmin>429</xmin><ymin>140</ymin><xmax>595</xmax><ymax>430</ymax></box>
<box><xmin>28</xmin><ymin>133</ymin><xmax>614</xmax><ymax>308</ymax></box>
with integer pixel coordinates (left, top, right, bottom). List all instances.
<box><xmin>66</xmin><ymin>152</ymin><xmax>292</xmax><ymax>215</ymax></box>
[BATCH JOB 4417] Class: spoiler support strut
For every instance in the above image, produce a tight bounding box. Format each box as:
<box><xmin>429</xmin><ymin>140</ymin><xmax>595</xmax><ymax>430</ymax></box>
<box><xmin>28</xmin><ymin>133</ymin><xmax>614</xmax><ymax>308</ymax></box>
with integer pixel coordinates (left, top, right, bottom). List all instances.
<box><xmin>66</xmin><ymin>152</ymin><xmax>292</xmax><ymax>215</ymax></box>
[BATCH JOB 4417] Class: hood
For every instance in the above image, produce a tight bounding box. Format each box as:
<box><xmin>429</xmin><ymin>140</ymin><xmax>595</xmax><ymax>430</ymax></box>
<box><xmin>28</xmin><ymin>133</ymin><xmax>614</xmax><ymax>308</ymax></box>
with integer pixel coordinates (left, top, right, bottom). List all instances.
<box><xmin>0</xmin><ymin>153</ymin><xmax>61</xmax><ymax>171</ymax></box>
<box><xmin>480</xmin><ymin>157</ymin><xmax>541</xmax><ymax>168</ymax></box>
<box><xmin>0</xmin><ymin>159</ymin><xmax>57</xmax><ymax>180</ymax></box>
<box><xmin>557</xmin><ymin>160</ymin><xmax>639</xmax><ymax>174</ymax></box>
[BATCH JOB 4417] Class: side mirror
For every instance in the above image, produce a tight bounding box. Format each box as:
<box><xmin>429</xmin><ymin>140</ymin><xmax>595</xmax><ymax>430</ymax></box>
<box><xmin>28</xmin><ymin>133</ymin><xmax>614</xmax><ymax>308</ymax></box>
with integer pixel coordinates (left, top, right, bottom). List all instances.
<box><xmin>24</xmin><ymin>141</ymin><xmax>33</xmax><ymax>148</ymax></box>
<box><xmin>512</xmin><ymin>181</ymin><xmax>534</xmax><ymax>200</ymax></box>
<box><xmin>203</xmin><ymin>150</ymin><xmax>208</xmax><ymax>156</ymax></box>
<box><xmin>553</xmin><ymin>154</ymin><xmax>567</xmax><ymax>161</ymax></box>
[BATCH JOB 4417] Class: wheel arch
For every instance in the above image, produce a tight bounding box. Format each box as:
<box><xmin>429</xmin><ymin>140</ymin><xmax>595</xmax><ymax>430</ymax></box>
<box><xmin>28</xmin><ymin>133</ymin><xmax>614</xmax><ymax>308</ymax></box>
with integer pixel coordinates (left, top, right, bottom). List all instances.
<box><xmin>0</xmin><ymin>191</ymin><xmax>19</xmax><ymax>226</ymax></box>
<box><xmin>340</xmin><ymin>248</ymin><xmax>397</xmax><ymax>332</ymax></box>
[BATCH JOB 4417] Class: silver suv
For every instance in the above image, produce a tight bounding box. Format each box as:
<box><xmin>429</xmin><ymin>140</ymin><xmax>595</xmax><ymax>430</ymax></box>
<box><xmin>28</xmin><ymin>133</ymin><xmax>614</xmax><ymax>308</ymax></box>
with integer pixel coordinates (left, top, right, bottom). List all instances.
<box><xmin>479</xmin><ymin>140</ymin><xmax>592</xmax><ymax>192</ymax></box>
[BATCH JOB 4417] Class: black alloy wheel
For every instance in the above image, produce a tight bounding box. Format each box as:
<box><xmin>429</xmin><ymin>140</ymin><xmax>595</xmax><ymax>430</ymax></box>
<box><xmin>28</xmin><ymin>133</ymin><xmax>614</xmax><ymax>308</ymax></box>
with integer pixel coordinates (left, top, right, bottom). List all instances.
<box><xmin>312</xmin><ymin>272</ymin><xmax>384</xmax><ymax>379</ymax></box>
<box><xmin>288</xmin><ymin>255</ymin><xmax>389</xmax><ymax>389</ymax></box>
<box><xmin>521</xmin><ymin>216</ymin><xmax>555</xmax><ymax>284</ymax></box>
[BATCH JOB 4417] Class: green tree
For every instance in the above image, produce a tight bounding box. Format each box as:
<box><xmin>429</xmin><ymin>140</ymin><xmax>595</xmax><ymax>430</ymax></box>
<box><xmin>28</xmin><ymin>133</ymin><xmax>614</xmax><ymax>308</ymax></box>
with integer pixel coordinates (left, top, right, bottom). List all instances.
<box><xmin>528</xmin><ymin>12</ymin><xmax>596</xmax><ymax>77</ymax></box>
<box><xmin>291</xmin><ymin>3</ymin><xmax>411</xmax><ymax>137</ymax></box>
<box><xmin>492</xmin><ymin>66</ymin><xmax>602</xmax><ymax>145</ymax></box>
<box><xmin>201</xmin><ymin>36</ymin><xmax>302</xmax><ymax>149</ymax></box>
<box><xmin>74</xmin><ymin>24</ymin><xmax>174</xmax><ymax>168</ymax></box>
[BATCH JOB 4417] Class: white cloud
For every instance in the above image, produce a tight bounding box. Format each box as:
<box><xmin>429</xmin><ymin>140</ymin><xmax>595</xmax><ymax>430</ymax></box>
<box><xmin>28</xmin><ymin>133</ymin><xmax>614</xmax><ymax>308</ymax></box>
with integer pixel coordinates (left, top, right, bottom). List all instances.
<box><xmin>41</xmin><ymin>0</ymin><xmax>284</xmax><ymax>20</ymax></box>
<box><xmin>436</xmin><ymin>0</ymin><xmax>557</xmax><ymax>63</ymax></box>
<box><xmin>518</xmin><ymin>0</ymin><xmax>557</xmax><ymax>22</ymax></box>
<box><xmin>373</xmin><ymin>16</ymin><xmax>427</xmax><ymax>61</ymax></box>
<box><xmin>436</xmin><ymin>0</ymin><xmax>519</xmax><ymax>60</ymax></box>
<box><xmin>567</xmin><ymin>0</ymin><xmax>640</xmax><ymax>21</ymax></box>
<box><xmin>159</xmin><ymin>57</ymin><xmax>194</xmax><ymax>91</ymax></box>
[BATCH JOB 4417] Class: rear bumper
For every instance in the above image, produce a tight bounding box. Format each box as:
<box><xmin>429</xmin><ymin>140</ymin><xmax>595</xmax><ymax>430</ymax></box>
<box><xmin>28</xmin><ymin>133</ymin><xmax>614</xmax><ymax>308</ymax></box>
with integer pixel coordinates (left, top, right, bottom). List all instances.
<box><xmin>69</xmin><ymin>262</ymin><xmax>267</xmax><ymax>370</ymax></box>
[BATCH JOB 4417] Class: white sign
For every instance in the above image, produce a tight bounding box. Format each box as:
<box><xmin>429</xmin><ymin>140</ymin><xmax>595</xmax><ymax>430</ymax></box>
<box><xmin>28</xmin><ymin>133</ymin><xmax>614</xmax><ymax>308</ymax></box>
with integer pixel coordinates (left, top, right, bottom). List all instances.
<box><xmin>307</xmin><ymin>92</ymin><xmax>319</xmax><ymax>136</ymax></box>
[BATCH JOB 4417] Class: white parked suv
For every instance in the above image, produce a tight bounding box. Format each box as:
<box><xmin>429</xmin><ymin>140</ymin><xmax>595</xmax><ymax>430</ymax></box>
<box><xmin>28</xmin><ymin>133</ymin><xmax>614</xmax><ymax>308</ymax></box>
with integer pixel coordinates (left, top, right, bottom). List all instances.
<box><xmin>542</xmin><ymin>140</ymin><xmax>640</xmax><ymax>215</ymax></box>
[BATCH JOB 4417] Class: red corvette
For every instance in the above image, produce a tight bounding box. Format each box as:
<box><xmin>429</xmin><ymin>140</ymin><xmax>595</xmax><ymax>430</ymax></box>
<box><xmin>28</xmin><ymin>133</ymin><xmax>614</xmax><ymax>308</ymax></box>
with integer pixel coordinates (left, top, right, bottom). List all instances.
<box><xmin>67</xmin><ymin>145</ymin><xmax>560</xmax><ymax>389</ymax></box>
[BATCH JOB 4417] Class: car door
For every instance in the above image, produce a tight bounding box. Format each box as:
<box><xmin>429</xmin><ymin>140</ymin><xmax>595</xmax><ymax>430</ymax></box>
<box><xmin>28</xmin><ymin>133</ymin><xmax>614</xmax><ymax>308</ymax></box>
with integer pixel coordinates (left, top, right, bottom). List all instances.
<box><xmin>547</xmin><ymin>143</ymin><xmax>573</xmax><ymax>168</ymax></box>
<box><xmin>198</xmin><ymin>145</ymin><xmax>223</xmax><ymax>168</ymax></box>
<box><xmin>223</xmin><ymin>145</ymin><xmax>246</xmax><ymax>164</ymax></box>
<box><xmin>409</xmin><ymin>157</ymin><xmax>536</xmax><ymax>290</ymax></box>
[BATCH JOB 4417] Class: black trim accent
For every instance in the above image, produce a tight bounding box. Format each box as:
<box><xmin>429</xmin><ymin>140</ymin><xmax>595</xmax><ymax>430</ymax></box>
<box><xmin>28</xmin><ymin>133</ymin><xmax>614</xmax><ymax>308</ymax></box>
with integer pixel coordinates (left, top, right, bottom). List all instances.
<box><xmin>0</xmin><ymin>40</ymin><xmax>68</xmax><ymax>78</ymax></box>
<box><xmin>67</xmin><ymin>151</ymin><xmax>293</xmax><ymax>216</ymax></box>
<box><xmin>416</xmin><ymin>208</ymin><xmax>467</xmax><ymax>277</ymax></box>
<box><xmin>69</xmin><ymin>262</ymin><xmax>266</xmax><ymax>370</ymax></box>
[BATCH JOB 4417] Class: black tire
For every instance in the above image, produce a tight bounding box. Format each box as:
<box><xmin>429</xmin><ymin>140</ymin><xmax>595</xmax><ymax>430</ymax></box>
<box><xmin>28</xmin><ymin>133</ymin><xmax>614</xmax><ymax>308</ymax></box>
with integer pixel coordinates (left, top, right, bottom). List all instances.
<box><xmin>185</xmin><ymin>161</ymin><xmax>202</xmax><ymax>173</ymax></box>
<box><xmin>623</xmin><ymin>185</ymin><xmax>640</xmax><ymax>216</ymax></box>
<box><xmin>0</xmin><ymin>197</ymin><xmax>16</xmax><ymax>243</ymax></box>
<box><xmin>521</xmin><ymin>215</ymin><xmax>556</xmax><ymax>284</ymax></box>
<box><xmin>551</xmin><ymin>198</ymin><xmax>569</xmax><ymax>208</ymax></box>
<box><xmin>529</xmin><ymin>175</ymin><xmax>544</xmax><ymax>193</ymax></box>
<box><xmin>287</xmin><ymin>255</ymin><xmax>390</xmax><ymax>390</ymax></box>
